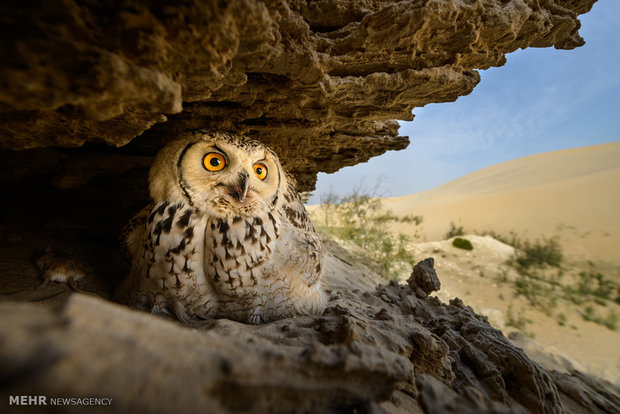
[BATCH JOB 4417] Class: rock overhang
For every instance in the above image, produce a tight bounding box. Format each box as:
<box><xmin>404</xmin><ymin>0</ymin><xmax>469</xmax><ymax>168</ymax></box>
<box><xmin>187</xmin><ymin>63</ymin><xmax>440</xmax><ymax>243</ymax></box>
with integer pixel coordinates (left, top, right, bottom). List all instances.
<box><xmin>0</xmin><ymin>0</ymin><xmax>596</xmax><ymax>191</ymax></box>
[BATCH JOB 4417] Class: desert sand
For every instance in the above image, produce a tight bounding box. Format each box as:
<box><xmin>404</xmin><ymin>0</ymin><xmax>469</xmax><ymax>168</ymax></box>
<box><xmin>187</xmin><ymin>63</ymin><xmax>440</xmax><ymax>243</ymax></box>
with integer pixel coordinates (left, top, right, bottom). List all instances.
<box><xmin>381</xmin><ymin>141</ymin><xmax>620</xmax><ymax>269</ymax></box>
<box><xmin>378</xmin><ymin>143</ymin><xmax>620</xmax><ymax>384</ymax></box>
<box><xmin>308</xmin><ymin>142</ymin><xmax>620</xmax><ymax>384</ymax></box>
<box><xmin>401</xmin><ymin>235</ymin><xmax>620</xmax><ymax>385</ymax></box>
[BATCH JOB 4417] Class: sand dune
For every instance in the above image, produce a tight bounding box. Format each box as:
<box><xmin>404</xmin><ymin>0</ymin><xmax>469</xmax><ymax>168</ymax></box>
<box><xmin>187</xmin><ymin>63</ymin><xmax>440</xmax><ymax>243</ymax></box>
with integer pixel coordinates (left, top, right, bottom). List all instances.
<box><xmin>381</xmin><ymin>141</ymin><xmax>620</xmax><ymax>266</ymax></box>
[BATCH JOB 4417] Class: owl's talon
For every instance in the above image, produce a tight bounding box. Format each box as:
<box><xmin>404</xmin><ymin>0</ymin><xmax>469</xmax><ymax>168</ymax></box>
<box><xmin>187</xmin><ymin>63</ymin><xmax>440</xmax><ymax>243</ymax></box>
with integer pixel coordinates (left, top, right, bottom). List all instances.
<box><xmin>249</xmin><ymin>313</ymin><xmax>264</xmax><ymax>325</ymax></box>
<box><xmin>151</xmin><ymin>303</ymin><xmax>173</xmax><ymax>317</ymax></box>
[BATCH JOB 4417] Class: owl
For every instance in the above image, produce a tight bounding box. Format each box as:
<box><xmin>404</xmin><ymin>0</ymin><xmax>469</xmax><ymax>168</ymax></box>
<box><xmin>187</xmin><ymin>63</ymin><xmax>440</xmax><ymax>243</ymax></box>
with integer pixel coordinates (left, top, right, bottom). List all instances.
<box><xmin>116</xmin><ymin>130</ymin><xmax>327</xmax><ymax>324</ymax></box>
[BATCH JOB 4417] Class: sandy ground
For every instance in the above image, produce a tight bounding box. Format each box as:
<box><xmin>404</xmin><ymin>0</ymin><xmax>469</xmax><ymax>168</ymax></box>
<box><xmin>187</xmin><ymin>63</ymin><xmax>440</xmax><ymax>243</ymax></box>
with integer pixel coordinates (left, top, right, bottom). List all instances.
<box><xmin>378</xmin><ymin>143</ymin><xmax>620</xmax><ymax>383</ymax></box>
<box><xmin>380</xmin><ymin>141</ymin><xmax>620</xmax><ymax>270</ymax></box>
<box><xmin>308</xmin><ymin>142</ymin><xmax>620</xmax><ymax>384</ymax></box>
<box><xmin>401</xmin><ymin>235</ymin><xmax>620</xmax><ymax>385</ymax></box>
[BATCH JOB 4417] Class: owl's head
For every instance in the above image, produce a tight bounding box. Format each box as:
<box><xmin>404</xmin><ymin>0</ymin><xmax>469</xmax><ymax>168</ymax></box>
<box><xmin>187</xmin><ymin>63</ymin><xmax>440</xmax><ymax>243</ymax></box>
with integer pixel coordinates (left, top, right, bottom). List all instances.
<box><xmin>149</xmin><ymin>131</ymin><xmax>286</xmax><ymax>217</ymax></box>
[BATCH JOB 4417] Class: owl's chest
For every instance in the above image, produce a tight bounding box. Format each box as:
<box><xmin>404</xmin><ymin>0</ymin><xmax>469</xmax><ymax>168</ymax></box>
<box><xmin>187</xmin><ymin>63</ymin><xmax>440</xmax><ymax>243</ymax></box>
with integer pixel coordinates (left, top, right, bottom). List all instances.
<box><xmin>204</xmin><ymin>213</ymin><xmax>280</xmax><ymax>293</ymax></box>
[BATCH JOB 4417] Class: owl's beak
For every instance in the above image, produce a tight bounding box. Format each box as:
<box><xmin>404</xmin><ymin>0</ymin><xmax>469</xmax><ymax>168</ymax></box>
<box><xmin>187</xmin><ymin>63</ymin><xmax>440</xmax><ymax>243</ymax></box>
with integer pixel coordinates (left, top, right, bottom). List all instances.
<box><xmin>229</xmin><ymin>171</ymin><xmax>250</xmax><ymax>202</ymax></box>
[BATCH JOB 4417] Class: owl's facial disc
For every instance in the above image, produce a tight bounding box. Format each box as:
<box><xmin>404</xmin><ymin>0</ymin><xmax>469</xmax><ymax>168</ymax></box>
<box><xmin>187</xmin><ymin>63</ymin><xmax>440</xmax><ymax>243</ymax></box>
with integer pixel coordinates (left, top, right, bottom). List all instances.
<box><xmin>171</xmin><ymin>136</ymin><xmax>280</xmax><ymax>216</ymax></box>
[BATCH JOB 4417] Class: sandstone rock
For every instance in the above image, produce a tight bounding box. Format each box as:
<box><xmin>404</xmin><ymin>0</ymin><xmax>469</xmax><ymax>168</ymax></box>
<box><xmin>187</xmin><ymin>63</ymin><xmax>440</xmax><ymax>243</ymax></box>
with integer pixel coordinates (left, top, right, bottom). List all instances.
<box><xmin>416</xmin><ymin>374</ymin><xmax>529</xmax><ymax>414</ymax></box>
<box><xmin>4</xmin><ymin>256</ymin><xmax>613</xmax><ymax>413</ymax></box>
<box><xmin>0</xmin><ymin>0</ymin><xmax>596</xmax><ymax>190</ymax></box>
<box><xmin>551</xmin><ymin>370</ymin><xmax>620</xmax><ymax>414</ymax></box>
<box><xmin>408</xmin><ymin>257</ymin><xmax>440</xmax><ymax>297</ymax></box>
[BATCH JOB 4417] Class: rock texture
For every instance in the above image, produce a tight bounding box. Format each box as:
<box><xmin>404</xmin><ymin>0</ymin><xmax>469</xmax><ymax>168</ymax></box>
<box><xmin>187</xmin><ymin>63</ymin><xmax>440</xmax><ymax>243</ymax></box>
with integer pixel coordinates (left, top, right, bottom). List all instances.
<box><xmin>1</xmin><ymin>256</ymin><xmax>618</xmax><ymax>413</ymax></box>
<box><xmin>0</xmin><ymin>0</ymin><xmax>596</xmax><ymax>189</ymax></box>
<box><xmin>408</xmin><ymin>257</ymin><xmax>440</xmax><ymax>297</ymax></box>
<box><xmin>0</xmin><ymin>1</ymin><xmax>612</xmax><ymax>413</ymax></box>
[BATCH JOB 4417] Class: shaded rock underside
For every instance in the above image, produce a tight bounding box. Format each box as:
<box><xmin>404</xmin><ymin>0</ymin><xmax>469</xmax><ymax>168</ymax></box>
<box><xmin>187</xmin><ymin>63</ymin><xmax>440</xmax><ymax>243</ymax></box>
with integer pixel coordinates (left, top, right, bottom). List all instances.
<box><xmin>0</xmin><ymin>0</ymin><xmax>596</xmax><ymax>190</ymax></box>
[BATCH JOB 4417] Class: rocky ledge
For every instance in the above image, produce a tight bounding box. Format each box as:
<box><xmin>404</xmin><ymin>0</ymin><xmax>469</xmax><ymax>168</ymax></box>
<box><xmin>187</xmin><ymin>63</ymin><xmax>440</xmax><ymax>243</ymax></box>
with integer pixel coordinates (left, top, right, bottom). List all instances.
<box><xmin>0</xmin><ymin>0</ymin><xmax>596</xmax><ymax>189</ymax></box>
<box><xmin>1</xmin><ymin>255</ymin><xmax>618</xmax><ymax>413</ymax></box>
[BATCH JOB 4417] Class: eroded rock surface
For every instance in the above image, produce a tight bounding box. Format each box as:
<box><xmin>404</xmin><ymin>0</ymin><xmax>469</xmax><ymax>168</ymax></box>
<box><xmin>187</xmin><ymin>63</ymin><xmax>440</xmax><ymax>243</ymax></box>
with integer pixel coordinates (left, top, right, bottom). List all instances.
<box><xmin>2</xmin><ymin>254</ymin><xmax>618</xmax><ymax>414</ymax></box>
<box><xmin>0</xmin><ymin>0</ymin><xmax>596</xmax><ymax>189</ymax></box>
<box><xmin>408</xmin><ymin>257</ymin><xmax>440</xmax><ymax>297</ymax></box>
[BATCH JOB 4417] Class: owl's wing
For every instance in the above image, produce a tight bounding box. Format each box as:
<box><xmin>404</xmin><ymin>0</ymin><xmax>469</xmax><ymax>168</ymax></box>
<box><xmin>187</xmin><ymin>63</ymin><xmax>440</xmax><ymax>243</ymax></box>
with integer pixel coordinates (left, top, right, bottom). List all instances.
<box><xmin>280</xmin><ymin>177</ymin><xmax>324</xmax><ymax>287</ymax></box>
<box><xmin>281</xmin><ymin>177</ymin><xmax>316</xmax><ymax>233</ymax></box>
<box><xmin>120</xmin><ymin>204</ymin><xmax>152</xmax><ymax>262</ymax></box>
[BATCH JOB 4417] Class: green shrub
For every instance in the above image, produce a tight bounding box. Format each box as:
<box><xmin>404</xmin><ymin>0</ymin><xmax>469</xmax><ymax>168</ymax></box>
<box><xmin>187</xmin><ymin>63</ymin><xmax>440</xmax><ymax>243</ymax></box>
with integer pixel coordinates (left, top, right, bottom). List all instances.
<box><xmin>317</xmin><ymin>183</ymin><xmax>421</xmax><ymax>280</ymax></box>
<box><xmin>506</xmin><ymin>304</ymin><xmax>533</xmax><ymax>337</ymax></box>
<box><xmin>452</xmin><ymin>237</ymin><xmax>473</xmax><ymax>250</ymax></box>
<box><xmin>561</xmin><ymin>271</ymin><xmax>619</xmax><ymax>308</ymax></box>
<box><xmin>514</xmin><ymin>273</ymin><xmax>557</xmax><ymax>312</ymax></box>
<box><xmin>514</xmin><ymin>237</ymin><xmax>563</xmax><ymax>269</ymax></box>
<box><xmin>479</xmin><ymin>230</ymin><xmax>521</xmax><ymax>248</ymax></box>
<box><xmin>580</xmin><ymin>305</ymin><xmax>618</xmax><ymax>331</ymax></box>
<box><xmin>577</xmin><ymin>271</ymin><xmax>615</xmax><ymax>299</ymax></box>
<box><xmin>445</xmin><ymin>222</ymin><xmax>465</xmax><ymax>238</ymax></box>
<box><xmin>557</xmin><ymin>313</ymin><xmax>567</xmax><ymax>326</ymax></box>
<box><xmin>401</xmin><ymin>215</ymin><xmax>424</xmax><ymax>225</ymax></box>
<box><xmin>604</xmin><ymin>311</ymin><xmax>618</xmax><ymax>331</ymax></box>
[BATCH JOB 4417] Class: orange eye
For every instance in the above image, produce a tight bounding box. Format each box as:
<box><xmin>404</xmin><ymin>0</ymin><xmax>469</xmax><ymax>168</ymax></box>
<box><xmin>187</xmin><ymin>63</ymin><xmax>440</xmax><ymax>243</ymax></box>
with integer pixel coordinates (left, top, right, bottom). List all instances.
<box><xmin>254</xmin><ymin>163</ymin><xmax>268</xmax><ymax>180</ymax></box>
<box><xmin>203</xmin><ymin>153</ymin><xmax>226</xmax><ymax>172</ymax></box>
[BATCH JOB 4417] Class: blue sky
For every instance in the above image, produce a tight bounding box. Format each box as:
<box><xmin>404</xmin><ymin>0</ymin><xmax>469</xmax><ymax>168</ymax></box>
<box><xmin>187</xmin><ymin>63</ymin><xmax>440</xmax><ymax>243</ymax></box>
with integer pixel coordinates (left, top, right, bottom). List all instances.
<box><xmin>308</xmin><ymin>0</ymin><xmax>620</xmax><ymax>204</ymax></box>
